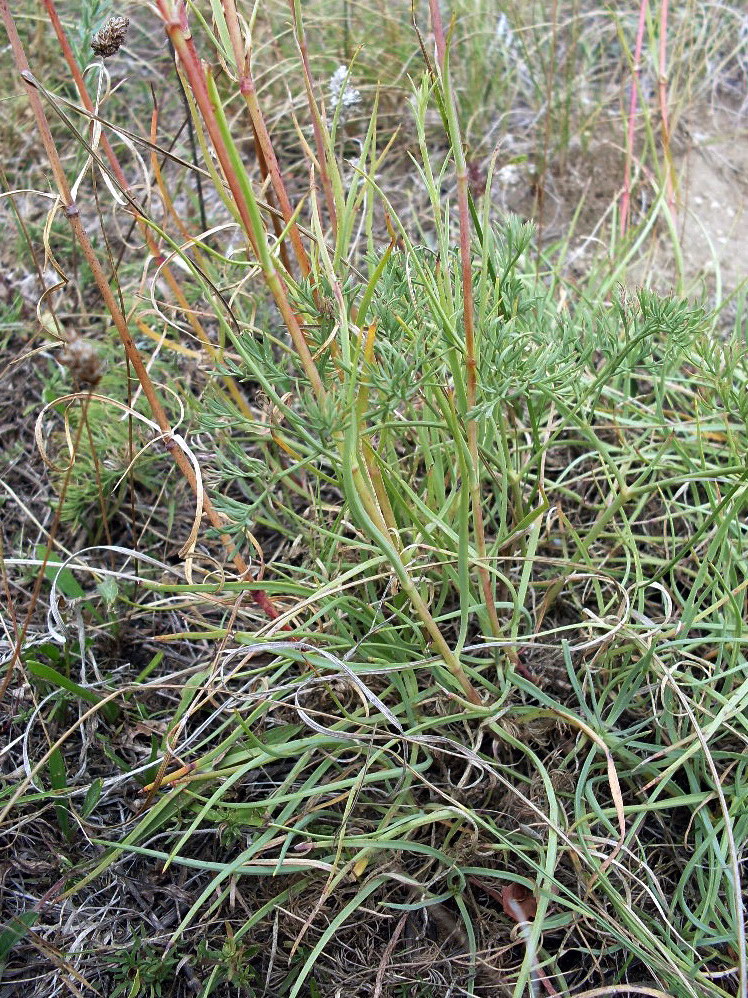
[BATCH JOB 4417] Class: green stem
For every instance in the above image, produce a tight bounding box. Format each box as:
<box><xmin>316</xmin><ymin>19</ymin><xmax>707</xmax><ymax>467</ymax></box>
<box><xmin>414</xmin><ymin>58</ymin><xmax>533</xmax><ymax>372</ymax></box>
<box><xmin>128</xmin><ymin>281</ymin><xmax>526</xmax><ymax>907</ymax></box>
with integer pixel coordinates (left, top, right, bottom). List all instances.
<box><xmin>428</xmin><ymin>3</ymin><xmax>503</xmax><ymax>642</ymax></box>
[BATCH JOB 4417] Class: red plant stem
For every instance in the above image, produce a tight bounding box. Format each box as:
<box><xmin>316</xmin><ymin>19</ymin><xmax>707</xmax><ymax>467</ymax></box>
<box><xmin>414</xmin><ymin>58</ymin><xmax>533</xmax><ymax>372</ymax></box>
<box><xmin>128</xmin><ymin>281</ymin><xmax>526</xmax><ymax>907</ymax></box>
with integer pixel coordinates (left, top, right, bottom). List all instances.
<box><xmin>155</xmin><ymin>0</ymin><xmax>325</xmax><ymax>401</ymax></box>
<box><xmin>41</xmin><ymin>0</ymin><xmax>125</xmax><ymax>187</ymax></box>
<box><xmin>621</xmin><ymin>0</ymin><xmax>648</xmax><ymax>237</ymax></box>
<box><xmin>251</xmin><ymin>123</ymin><xmax>294</xmax><ymax>276</ymax></box>
<box><xmin>429</xmin><ymin>0</ymin><xmax>446</xmax><ymax>67</ymax></box>
<box><xmin>536</xmin><ymin>0</ymin><xmax>558</xmax><ymax>239</ymax></box>
<box><xmin>222</xmin><ymin>0</ymin><xmax>311</xmax><ymax>280</ymax></box>
<box><xmin>427</xmin><ymin>1</ymin><xmax>474</xmax><ymax>403</ymax></box>
<box><xmin>1</xmin><ymin>0</ymin><xmax>281</xmax><ymax>622</ymax></box>
<box><xmin>41</xmin><ymin>0</ymin><xmax>254</xmax><ymax>422</ymax></box>
<box><xmin>216</xmin><ymin>11</ymin><xmax>291</xmax><ymax>276</ymax></box>
<box><xmin>428</xmin><ymin>2</ymin><xmax>476</xmax><ymax>418</ymax></box>
<box><xmin>157</xmin><ymin>3</ymin><xmax>260</xmax><ymax>253</ymax></box>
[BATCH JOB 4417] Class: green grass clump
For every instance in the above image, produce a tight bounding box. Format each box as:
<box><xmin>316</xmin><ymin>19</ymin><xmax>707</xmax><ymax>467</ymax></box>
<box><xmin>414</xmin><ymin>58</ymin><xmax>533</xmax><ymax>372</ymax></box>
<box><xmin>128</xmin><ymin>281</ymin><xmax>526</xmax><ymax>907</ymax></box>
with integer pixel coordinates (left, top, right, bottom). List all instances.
<box><xmin>79</xmin><ymin>225</ymin><xmax>746</xmax><ymax>998</ymax></box>
<box><xmin>1</xmin><ymin>2</ymin><xmax>747</xmax><ymax>997</ymax></box>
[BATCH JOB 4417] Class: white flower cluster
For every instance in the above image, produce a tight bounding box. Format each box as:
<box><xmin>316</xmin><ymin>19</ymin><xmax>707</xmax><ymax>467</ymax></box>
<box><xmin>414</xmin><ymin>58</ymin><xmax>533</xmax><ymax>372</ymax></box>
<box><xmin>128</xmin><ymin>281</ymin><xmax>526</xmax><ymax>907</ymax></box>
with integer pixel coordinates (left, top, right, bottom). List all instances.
<box><xmin>489</xmin><ymin>13</ymin><xmax>531</xmax><ymax>89</ymax></box>
<box><xmin>496</xmin><ymin>163</ymin><xmax>522</xmax><ymax>187</ymax></box>
<box><xmin>492</xmin><ymin>12</ymin><xmax>516</xmax><ymax>53</ymax></box>
<box><xmin>328</xmin><ymin>65</ymin><xmax>362</xmax><ymax>118</ymax></box>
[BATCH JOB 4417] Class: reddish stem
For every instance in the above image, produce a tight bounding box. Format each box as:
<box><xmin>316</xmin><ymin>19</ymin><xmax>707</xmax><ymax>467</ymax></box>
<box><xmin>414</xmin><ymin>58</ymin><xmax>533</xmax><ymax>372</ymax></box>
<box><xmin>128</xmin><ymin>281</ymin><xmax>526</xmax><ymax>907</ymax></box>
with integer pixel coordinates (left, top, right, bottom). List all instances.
<box><xmin>427</xmin><ymin>0</ymin><xmax>503</xmax><ymax>641</ymax></box>
<box><xmin>621</xmin><ymin>0</ymin><xmax>648</xmax><ymax>236</ymax></box>
<box><xmin>222</xmin><ymin>0</ymin><xmax>310</xmax><ymax>279</ymax></box>
<box><xmin>288</xmin><ymin>0</ymin><xmax>338</xmax><ymax>241</ymax></box>
<box><xmin>429</xmin><ymin>0</ymin><xmax>446</xmax><ymax>67</ymax></box>
<box><xmin>155</xmin><ymin>0</ymin><xmax>324</xmax><ymax>400</ymax></box>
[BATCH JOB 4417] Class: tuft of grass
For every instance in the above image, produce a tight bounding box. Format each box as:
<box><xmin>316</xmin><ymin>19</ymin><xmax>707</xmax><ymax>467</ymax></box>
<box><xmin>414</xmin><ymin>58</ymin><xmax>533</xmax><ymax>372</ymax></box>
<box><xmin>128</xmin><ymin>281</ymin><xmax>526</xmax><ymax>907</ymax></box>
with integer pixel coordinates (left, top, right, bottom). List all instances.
<box><xmin>0</xmin><ymin>1</ymin><xmax>747</xmax><ymax>997</ymax></box>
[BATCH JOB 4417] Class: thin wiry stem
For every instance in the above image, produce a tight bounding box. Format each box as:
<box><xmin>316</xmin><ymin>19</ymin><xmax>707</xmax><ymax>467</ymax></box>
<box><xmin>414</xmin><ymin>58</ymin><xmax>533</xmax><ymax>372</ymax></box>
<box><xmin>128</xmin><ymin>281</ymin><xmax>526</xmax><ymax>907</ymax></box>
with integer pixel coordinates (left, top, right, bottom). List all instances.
<box><xmin>621</xmin><ymin>0</ymin><xmax>648</xmax><ymax>236</ymax></box>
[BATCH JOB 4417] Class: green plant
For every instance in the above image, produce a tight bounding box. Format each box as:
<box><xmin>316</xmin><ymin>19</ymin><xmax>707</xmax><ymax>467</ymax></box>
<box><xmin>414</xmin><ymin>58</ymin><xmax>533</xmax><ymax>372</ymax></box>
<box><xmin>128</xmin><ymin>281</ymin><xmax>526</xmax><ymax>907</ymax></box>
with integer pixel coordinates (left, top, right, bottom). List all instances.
<box><xmin>106</xmin><ymin>929</ymin><xmax>182</xmax><ymax>998</ymax></box>
<box><xmin>196</xmin><ymin>930</ymin><xmax>261</xmax><ymax>994</ymax></box>
<box><xmin>1</xmin><ymin>1</ymin><xmax>747</xmax><ymax>997</ymax></box>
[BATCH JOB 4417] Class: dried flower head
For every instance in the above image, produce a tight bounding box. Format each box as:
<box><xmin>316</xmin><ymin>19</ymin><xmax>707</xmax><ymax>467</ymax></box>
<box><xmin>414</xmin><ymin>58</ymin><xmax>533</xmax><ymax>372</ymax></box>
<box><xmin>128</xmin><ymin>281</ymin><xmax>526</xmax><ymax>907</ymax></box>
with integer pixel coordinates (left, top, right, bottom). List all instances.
<box><xmin>91</xmin><ymin>16</ymin><xmax>130</xmax><ymax>58</ymax></box>
<box><xmin>60</xmin><ymin>338</ymin><xmax>103</xmax><ymax>387</ymax></box>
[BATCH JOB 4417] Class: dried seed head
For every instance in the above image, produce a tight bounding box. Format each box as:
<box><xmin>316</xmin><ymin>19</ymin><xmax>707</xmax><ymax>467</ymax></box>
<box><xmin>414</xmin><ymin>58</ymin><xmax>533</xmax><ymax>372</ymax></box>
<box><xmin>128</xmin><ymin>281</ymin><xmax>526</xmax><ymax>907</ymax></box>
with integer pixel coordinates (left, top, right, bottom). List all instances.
<box><xmin>60</xmin><ymin>338</ymin><xmax>103</xmax><ymax>387</ymax></box>
<box><xmin>91</xmin><ymin>16</ymin><xmax>130</xmax><ymax>58</ymax></box>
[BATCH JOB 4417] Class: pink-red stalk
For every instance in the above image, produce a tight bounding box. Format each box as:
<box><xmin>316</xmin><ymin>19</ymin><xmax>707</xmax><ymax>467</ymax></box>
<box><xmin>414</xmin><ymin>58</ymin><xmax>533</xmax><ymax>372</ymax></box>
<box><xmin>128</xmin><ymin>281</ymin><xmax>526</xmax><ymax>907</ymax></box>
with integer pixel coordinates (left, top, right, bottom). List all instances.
<box><xmin>155</xmin><ymin>0</ymin><xmax>325</xmax><ymax>401</ymax></box>
<box><xmin>222</xmin><ymin>0</ymin><xmax>311</xmax><ymax>279</ymax></box>
<box><xmin>288</xmin><ymin>0</ymin><xmax>338</xmax><ymax>242</ymax></box>
<box><xmin>621</xmin><ymin>0</ymin><xmax>648</xmax><ymax>236</ymax></box>
<box><xmin>657</xmin><ymin>0</ymin><xmax>675</xmax><ymax>216</ymax></box>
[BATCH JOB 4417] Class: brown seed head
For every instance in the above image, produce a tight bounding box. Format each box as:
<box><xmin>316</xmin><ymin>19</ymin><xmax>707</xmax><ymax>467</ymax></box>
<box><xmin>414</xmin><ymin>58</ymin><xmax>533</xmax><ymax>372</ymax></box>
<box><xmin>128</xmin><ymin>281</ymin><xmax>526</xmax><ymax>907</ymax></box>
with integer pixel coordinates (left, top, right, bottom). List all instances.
<box><xmin>91</xmin><ymin>16</ymin><xmax>130</xmax><ymax>58</ymax></box>
<box><xmin>60</xmin><ymin>338</ymin><xmax>103</xmax><ymax>387</ymax></box>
